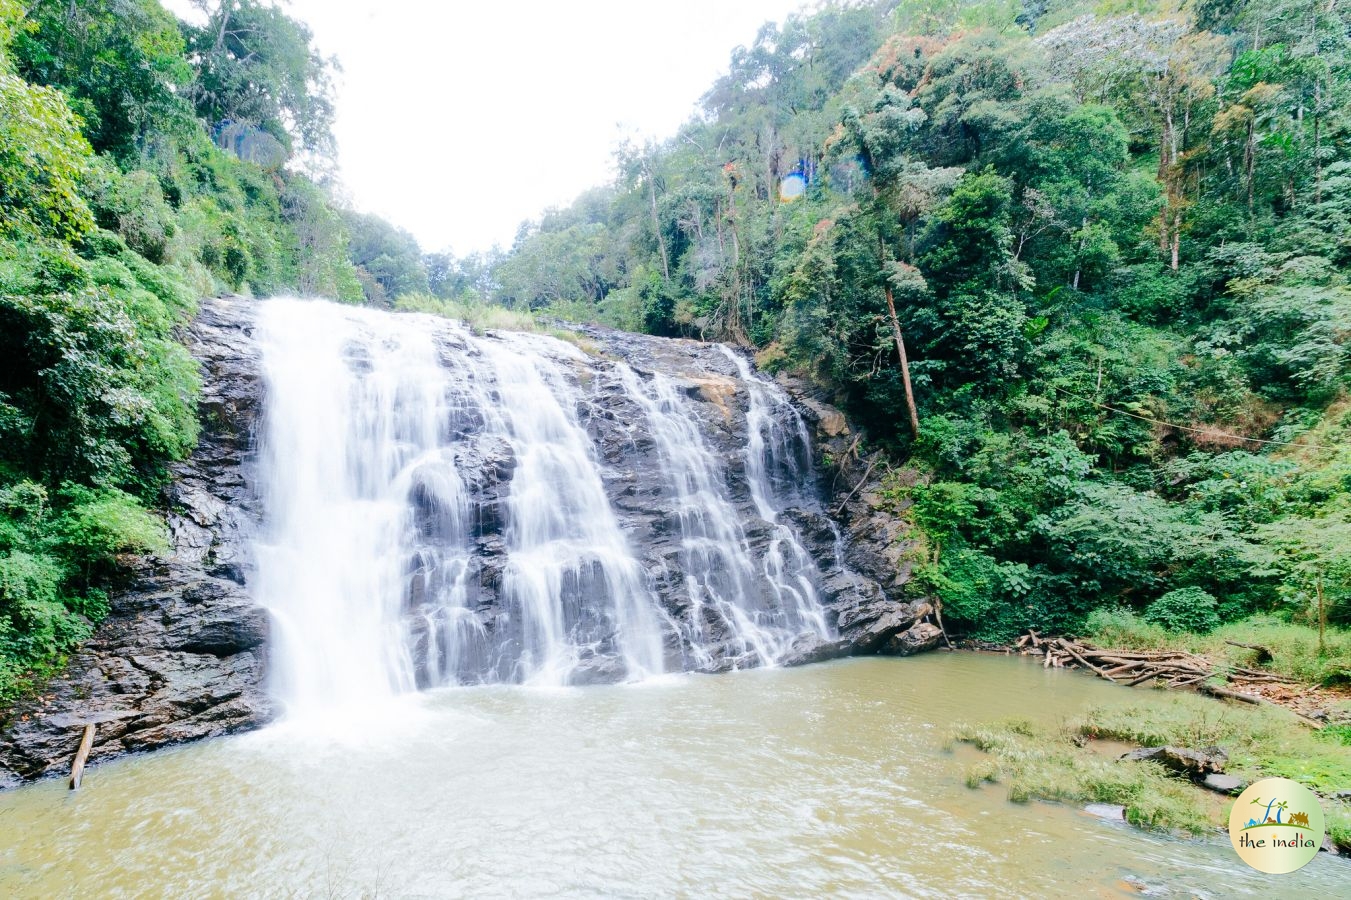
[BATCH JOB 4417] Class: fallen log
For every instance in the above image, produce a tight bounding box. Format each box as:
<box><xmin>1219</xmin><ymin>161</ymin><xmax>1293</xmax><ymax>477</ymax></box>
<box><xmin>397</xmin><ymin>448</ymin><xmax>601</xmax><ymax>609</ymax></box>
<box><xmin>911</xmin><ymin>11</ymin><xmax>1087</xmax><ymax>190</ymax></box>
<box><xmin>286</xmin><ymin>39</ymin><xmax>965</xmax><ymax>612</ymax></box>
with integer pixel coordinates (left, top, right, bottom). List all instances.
<box><xmin>1057</xmin><ymin>640</ymin><xmax>1109</xmax><ymax>676</ymax></box>
<box><xmin>68</xmin><ymin>723</ymin><xmax>95</xmax><ymax>790</ymax></box>
<box><xmin>1199</xmin><ymin>684</ymin><xmax>1322</xmax><ymax>729</ymax></box>
<box><xmin>1127</xmin><ymin>668</ymin><xmax>1164</xmax><ymax>687</ymax></box>
<box><xmin>1225</xmin><ymin>640</ymin><xmax>1273</xmax><ymax>664</ymax></box>
<box><xmin>1012</xmin><ymin>631</ymin><xmax>1326</xmax><ymax>727</ymax></box>
<box><xmin>1199</xmin><ymin>683</ymin><xmax>1262</xmax><ymax>705</ymax></box>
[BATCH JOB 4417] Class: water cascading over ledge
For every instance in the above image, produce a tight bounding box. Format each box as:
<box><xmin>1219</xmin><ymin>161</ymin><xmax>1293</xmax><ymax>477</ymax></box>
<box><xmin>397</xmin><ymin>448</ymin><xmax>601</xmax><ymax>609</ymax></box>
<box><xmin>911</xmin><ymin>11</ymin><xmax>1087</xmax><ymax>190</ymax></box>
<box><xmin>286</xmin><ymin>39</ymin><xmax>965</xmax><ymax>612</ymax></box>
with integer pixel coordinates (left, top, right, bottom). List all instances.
<box><xmin>0</xmin><ymin>295</ymin><xmax>939</xmax><ymax>784</ymax></box>
<box><xmin>254</xmin><ymin>297</ymin><xmax>841</xmax><ymax>708</ymax></box>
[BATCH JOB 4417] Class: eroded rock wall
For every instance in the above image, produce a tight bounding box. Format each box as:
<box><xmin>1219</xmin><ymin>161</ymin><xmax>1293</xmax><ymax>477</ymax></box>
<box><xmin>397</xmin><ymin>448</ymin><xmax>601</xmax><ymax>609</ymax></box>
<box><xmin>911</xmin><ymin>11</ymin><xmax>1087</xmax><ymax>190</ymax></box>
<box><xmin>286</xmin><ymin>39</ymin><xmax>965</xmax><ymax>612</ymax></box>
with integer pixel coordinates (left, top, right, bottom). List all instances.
<box><xmin>0</xmin><ymin>299</ymin><xmax>272</xmax><ymax>788</ymax></box>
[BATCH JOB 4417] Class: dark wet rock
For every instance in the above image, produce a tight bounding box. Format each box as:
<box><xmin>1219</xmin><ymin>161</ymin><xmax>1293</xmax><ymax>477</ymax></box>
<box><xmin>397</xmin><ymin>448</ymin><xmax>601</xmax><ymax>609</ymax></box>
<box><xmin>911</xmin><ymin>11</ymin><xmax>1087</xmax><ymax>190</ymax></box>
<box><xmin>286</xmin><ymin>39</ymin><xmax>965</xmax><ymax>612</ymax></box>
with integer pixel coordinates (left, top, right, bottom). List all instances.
<box><xmin>0</xmin><ymin>298</ymin><xmax>274</xmax><ymax>789</ymax></box>
<box><xmin>576</xmin><ymin>327</ymin><xmax>932</xmax><ymax>673</ymax></box>
<box><xmin>1120</xmin><ymin>745</ymin><xmax>1229</xmax><ymax>779</ymax></box>
<box><xmin>882</xmin><ymin>622</ymin><xmax>944</xmax><ymax>656</ymax></box>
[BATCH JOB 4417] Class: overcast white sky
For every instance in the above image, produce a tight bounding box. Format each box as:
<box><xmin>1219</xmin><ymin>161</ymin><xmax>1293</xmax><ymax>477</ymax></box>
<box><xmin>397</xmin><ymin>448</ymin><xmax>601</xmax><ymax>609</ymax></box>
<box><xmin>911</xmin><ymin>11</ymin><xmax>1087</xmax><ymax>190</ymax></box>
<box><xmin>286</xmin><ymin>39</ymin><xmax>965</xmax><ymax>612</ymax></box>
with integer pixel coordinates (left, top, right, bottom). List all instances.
<box><xmin>165</xmin><ymin>1</ymin><xmax>809</xmax><ymax>255</ymax></box>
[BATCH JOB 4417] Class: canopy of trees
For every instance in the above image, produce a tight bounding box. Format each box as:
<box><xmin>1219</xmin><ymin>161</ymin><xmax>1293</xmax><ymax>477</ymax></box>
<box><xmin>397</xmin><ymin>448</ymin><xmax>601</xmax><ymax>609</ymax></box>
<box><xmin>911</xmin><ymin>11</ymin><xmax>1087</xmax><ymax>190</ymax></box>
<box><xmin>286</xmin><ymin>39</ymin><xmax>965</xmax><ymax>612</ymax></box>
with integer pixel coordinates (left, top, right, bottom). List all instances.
<box><xmin>478</xmin><ymin>0</ymin><xmax>1351</xmax><ymax>647</ymax></box>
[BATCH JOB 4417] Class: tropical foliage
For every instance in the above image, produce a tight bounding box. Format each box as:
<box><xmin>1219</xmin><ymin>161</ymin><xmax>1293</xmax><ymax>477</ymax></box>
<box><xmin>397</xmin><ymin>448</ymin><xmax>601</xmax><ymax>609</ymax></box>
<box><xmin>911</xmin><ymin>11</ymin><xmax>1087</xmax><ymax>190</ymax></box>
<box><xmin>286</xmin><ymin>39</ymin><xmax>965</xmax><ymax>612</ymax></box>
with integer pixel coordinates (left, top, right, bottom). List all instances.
<box><xmin>473</xmin><ymin>0</ymin><xmax>1351</xmax><ymax>648</ymax></box>
<box><xmin>0</xmin><ymin>0</ymin><xmax>371</xmax><ymax>697</ymax></box>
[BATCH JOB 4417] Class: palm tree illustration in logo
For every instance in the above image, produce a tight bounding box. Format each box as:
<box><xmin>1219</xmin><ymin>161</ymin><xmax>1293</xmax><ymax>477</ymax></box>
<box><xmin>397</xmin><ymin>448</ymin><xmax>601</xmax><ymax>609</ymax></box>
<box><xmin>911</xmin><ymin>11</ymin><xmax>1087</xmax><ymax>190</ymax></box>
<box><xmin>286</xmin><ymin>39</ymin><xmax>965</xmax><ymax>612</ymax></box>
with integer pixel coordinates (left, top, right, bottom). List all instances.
<box><xmin>1243</xmin><ymin>796</ymin><xmax>1309</xmax><ymax>830</ymax></box>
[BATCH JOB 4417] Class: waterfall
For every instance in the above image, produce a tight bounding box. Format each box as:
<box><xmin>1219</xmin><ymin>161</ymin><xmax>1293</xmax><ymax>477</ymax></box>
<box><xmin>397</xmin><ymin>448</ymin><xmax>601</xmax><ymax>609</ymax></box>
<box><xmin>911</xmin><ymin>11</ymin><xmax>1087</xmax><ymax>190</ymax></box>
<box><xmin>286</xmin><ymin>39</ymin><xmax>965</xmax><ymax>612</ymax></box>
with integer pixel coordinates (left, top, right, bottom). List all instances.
<box><xmin>252</xmin><ymin>297</ymin><xmax>834</xmax><ymax>714</ymax></box>
<box><xmin>615</xmin><ymin>364</ymin><xmax>830</xmax><ymax>669</ymax></box>
<box><xmin>253</xmin><ymin>299</ymin><xmax>451</xmax><ymax>711</ymax></box>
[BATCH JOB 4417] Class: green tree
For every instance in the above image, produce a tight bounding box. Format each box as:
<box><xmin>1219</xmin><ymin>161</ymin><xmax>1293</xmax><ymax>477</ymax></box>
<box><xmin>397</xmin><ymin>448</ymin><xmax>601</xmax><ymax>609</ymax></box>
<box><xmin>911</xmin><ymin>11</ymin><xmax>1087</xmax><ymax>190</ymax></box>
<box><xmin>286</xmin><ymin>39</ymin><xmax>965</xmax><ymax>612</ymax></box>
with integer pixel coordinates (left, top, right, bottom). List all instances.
<box><xmin>184</xmin><ymin>0</ymin><xmax>337</xmax><ymax>162</ymax></box>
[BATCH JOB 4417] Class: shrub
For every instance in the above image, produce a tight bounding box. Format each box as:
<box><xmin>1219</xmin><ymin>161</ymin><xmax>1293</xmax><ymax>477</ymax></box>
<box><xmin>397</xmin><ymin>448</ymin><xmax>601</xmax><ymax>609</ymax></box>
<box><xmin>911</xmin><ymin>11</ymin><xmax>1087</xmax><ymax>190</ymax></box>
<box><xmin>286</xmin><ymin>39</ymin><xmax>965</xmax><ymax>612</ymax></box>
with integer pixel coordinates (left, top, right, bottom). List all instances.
<box><xmin>1144</xmin><ymin>587</ymin><xmax>1222</xmax><ymax>633</ymax></box>
<box><xmin>1084</xmin><ymin>606</ymin><xmax>1171</xmax><ymax>647</ymax></box>
<box><xmin>53</xmin><ymin>485</ymin><xmax>168</xmax><ymax>577</ymax></box>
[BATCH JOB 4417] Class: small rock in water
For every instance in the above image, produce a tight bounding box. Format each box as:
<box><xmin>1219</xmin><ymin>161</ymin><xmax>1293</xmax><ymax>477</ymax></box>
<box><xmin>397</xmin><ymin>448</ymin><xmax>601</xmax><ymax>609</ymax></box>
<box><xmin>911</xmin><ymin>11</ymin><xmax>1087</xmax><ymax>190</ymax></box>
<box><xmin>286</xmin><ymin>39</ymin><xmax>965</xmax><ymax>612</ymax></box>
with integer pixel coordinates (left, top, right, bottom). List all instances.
<box><xmin>1119</xmin><ymin>745</ymin><xmax>1228</xmax><ymax>778</ymax></box>
<box><xmin>1084</xmin><ymin>803</ymin><xmax>1126</xmax><ymax>821</ymax></box>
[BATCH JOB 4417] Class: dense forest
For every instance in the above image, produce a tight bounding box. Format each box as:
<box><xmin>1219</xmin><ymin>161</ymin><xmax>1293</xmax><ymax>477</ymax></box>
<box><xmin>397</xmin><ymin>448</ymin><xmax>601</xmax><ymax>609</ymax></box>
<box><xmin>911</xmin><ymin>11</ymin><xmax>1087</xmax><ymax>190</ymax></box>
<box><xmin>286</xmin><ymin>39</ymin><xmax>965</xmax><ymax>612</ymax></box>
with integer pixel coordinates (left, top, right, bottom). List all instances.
<box><xmin>453</xmin><ymin>0</ymin><xmax>1351</xmax><ymax>661</ymax></box>
<box><xmin>1</xmin><ymin>0</ymin><xmax>1348</xmax><ymax>697</ymax></box>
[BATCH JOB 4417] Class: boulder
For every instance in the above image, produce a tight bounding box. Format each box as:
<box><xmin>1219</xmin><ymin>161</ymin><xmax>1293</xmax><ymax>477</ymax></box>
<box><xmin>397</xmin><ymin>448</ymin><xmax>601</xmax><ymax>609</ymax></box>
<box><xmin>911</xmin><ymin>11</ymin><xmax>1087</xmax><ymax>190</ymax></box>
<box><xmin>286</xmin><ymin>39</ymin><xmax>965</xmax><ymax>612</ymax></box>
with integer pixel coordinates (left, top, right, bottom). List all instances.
<box><xmin>1201</xmin><ymin>773</ymin><xmax>1245</xmax><ymax>794</ymax></box>
<box><xmin>1120</xmin><ymin>745</ymin><xmax>1229</xmax><ymax>779</ymax></box>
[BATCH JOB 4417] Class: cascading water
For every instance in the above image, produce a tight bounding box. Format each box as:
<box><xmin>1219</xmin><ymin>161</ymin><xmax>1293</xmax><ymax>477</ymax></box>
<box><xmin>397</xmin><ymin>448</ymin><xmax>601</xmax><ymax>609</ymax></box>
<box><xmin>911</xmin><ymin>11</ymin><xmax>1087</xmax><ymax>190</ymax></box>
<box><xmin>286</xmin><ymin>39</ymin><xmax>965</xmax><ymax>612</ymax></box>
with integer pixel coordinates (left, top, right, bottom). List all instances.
<box><xmin>719</xmin><ymin>347</ymin><xmax>832</xmax><ymax>641</ymax></box>
<box><xmin>456</xmin><ymin>332</ymin><xmax>665</xmax><ymax>685</ymax></box>
<box><xmin>615</xmin><ymin>363</ymin><xmax>831</xmax><ymax>668</ymax></box>
<box><xmin>253</xmin><ymin>299</ymin><xmax>452</xmax><ymax>712</ymax></box>
<box><xmin>253</xmin><ymin>297</ymin><xmax>835</xmax><ymax>714</ymax></box>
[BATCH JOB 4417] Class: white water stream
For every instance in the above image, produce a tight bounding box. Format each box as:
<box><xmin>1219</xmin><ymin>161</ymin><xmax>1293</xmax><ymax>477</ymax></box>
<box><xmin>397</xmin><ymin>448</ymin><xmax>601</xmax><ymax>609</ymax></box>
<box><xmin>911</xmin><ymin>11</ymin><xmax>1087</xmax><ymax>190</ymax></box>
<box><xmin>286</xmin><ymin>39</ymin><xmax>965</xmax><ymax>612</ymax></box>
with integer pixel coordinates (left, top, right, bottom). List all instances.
<box><xmin>253</xmin><ymin>297</ymin><xmax>832</xmax><ymax>713</ymax></box>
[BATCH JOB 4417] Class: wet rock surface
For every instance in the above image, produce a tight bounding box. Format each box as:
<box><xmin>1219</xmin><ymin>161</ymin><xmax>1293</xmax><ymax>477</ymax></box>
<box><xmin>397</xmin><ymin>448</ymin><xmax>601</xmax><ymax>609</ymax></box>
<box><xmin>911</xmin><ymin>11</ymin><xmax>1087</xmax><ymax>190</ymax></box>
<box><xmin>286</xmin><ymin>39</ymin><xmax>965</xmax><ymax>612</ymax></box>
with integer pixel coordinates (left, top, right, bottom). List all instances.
<box><xmin>1</xmin><ymin>303</ymin><xmax>934</xmax><ymax>787</ymax></box>
<box><xmin>574</xmin><ymin>326</ymin><xmax>934</xmax><ymax>667</ymax></box>
<box><xmin>0</xmin><ymin>298</ymin><xmax>273</xmax><ymax>789</ymax></box>
<box><xmin>1120</xmin><ymin>745</ymin><xmax>1230</xmax><ymax>779</ymax></box>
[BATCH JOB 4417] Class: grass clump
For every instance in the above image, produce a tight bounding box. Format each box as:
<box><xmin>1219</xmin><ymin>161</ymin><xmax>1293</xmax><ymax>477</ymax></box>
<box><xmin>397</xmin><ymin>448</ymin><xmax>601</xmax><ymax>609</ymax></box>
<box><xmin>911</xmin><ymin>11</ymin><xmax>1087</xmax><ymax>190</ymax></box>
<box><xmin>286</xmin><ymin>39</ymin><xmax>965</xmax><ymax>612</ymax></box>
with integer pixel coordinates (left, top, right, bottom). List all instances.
<box><xmin>1081</xmin><ymin>695</ymin><xmax>1351</xmax><ymax>795</ymax></box>
<box><xmin>952</xmin><ymin>718</ymin><xmax>1213</xmax><ymax>834</ymax></box>
<box><xmin>955</xmin><ymin>695</ymin><xmax>1351</xmax><ymax>844</ymax></box>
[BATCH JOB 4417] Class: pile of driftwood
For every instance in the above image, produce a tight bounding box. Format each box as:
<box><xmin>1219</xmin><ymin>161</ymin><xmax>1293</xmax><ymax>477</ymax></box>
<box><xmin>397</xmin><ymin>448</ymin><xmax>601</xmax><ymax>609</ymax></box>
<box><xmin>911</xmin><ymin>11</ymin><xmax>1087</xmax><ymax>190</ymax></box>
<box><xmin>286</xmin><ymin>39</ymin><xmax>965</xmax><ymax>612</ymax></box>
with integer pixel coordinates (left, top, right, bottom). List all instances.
<box><xmin>1013</xmin><ymin>630</ymin><xmax>1319</xmax><ymax>725</ymax></box>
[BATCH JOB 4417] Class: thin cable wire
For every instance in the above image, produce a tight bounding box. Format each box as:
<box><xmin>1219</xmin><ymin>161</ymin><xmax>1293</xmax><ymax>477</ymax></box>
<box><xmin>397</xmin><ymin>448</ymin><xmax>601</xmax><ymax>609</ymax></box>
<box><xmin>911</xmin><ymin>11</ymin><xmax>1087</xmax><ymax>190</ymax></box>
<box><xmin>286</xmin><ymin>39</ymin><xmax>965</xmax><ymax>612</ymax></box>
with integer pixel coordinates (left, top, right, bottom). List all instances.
<box><xmin>1051</xmin><ymin>387</ymin><xmax>1341</xmax><ymax>452</ymax></box>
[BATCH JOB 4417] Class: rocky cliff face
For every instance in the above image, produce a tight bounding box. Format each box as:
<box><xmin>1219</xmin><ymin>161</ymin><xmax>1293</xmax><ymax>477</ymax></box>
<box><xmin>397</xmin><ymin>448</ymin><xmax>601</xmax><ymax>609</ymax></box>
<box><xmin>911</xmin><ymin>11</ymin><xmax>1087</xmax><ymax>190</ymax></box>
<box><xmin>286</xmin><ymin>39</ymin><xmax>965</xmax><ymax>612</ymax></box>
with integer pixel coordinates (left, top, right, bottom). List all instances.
<box><xmin>770</xmin><ymin>371</ymin><xmax>940</xmax><ymax>655</ymax></box>
<box><xmin>0</xmin><ymin>299</ymin><xmax>273</xmax><ymax>789</ymax></box>
<box><xmin>0</xmin><ymin>298</ymin><xmax>936</xmax><ymax>787</ymax></box>
<box><xmin>571</xmin><ymin>326</ymin><xmax>938</xmax><ymax>669</ymax></box>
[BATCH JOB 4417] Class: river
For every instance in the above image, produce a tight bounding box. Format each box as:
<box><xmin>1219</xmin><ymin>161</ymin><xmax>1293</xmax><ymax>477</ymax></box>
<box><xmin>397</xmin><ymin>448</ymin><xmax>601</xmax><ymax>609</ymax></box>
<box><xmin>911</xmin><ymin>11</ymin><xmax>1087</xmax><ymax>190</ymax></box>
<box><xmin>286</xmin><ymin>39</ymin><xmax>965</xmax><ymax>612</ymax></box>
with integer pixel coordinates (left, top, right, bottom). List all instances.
<box><xmin>1</xmin><ymin>654</ymin><xmax>1345</xmax><ymax>897</ymax></box>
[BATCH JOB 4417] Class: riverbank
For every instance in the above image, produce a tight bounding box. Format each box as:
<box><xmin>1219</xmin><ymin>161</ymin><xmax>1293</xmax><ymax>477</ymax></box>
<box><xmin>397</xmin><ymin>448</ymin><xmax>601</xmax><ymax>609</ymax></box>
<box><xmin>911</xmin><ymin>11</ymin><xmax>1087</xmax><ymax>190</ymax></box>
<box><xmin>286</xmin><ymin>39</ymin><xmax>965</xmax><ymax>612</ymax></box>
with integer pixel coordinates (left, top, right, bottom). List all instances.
<box><xmin>952</xmin><ymin>623</ymin><xmax>1351</xmax><ymax>855</ymax></box>
<box><xmin>989</xmin><ymin>614</ymin><xmax>1351</xmax><ymax>724</ymax></box>
<box><xmin>953</xmin><ymin>695</ymin><xmax>1351</xmax><ymax>853</ymax></box>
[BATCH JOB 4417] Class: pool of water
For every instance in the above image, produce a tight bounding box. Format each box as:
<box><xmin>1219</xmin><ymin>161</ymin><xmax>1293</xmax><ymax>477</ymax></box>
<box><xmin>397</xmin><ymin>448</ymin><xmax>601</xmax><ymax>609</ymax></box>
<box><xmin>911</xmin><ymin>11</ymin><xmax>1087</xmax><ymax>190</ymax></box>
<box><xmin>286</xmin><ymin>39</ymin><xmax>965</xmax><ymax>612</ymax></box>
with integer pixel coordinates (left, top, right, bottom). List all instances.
<box><xmin>1</xmin><ymin>654</ymin><xmax>1346</xmax><ymax>897</ymax></box>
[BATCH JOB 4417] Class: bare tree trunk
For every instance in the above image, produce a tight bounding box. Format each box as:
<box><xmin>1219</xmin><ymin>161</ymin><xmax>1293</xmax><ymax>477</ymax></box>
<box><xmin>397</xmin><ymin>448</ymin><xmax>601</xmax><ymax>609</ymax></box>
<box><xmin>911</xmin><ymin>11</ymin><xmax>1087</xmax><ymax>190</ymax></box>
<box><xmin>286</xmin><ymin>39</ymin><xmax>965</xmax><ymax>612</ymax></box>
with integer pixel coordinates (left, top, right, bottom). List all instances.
<box><xmin>1171</xmin><ymin>210</ymin><xmax>1181</xmax><ymax>271</ymax></box>
<box><xmin>646</xmin><ymin>166</ymin><xmax>669</xmax><ymax>283</ymax></box>
<box><xmin>1245</xmin><ymin>118</ymin><xmax>1257</xmax><ymax>215</ymax></box>
<box><xmin>884</xmin><ymin>285</ymin><xmax>920</xmax><ymax>439</ymax></box>
<box><xmin>1314</xmin><ymin>80</ymin><xmax>1324</xmax><ymax>205</ymax></box>
<box><xmin>726</xmin><ymin>176</ymin><xmax>742</xmax><ymax>338</ymax></box>
<box><xmin>1073</xmin><ymin>216</ymin><xmax>1087</xmax><ymax>289</ymax></box>
<box><xmin>1317</xmin><ymin>576</ymin><xmax>1327</xmax><ymax>657</ymax></box>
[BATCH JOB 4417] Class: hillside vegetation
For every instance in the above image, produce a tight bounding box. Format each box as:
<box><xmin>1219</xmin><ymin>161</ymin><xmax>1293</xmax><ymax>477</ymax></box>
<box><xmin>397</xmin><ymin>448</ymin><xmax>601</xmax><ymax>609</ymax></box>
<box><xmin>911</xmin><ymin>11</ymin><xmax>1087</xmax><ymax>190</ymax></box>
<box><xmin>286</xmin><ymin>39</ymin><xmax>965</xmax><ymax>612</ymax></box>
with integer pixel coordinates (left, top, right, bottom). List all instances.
<box><xmin>458</xmin><ymin>0</ymin><xmax>1351</xmax><ymax>656</ymax></box>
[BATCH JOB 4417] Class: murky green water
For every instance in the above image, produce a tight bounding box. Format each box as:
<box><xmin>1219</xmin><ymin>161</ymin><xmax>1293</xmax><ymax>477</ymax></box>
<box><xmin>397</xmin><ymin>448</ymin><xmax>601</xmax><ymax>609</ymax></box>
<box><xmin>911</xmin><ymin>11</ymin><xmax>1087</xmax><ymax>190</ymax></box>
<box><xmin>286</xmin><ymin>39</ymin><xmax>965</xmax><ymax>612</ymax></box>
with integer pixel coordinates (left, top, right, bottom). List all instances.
<box><xmin>1</xmin><ymin>654</ymin><xmax>1346</xmax><ymax>898</ymax></box>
